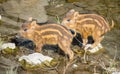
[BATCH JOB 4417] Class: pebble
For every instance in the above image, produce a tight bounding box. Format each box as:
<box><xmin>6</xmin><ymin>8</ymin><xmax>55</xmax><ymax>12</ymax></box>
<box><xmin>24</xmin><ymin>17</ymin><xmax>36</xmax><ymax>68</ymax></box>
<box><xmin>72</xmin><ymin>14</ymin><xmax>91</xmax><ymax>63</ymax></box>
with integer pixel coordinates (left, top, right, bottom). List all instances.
<box><xmin>72</xmin><ymin>64</ymin><xmax>78</xmax><ymax>68</ymax></box>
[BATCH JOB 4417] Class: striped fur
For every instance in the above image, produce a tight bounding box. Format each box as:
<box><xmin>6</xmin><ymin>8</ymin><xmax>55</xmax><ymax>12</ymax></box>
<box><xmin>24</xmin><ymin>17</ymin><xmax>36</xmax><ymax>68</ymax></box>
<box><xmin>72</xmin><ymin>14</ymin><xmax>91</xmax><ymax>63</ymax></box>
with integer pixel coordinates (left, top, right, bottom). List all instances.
<box><xmin>19</xmin><ymin>18</ymin><xmax>74</xmax><ymax>61</ymax></box>
<box><xmin>62</xmin><ymin>9</ymin><xmax>114</xmax><ymax>49</ymax></box>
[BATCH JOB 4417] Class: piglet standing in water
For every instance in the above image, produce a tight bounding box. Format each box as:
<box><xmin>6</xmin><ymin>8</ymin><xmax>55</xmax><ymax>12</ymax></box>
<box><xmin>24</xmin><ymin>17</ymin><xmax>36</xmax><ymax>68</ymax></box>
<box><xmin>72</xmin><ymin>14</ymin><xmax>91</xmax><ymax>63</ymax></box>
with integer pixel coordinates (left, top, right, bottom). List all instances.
<box><xmin>19</xmin><ymin>17</ymin><xmax>74</xmax><ymax>74</ymax></box>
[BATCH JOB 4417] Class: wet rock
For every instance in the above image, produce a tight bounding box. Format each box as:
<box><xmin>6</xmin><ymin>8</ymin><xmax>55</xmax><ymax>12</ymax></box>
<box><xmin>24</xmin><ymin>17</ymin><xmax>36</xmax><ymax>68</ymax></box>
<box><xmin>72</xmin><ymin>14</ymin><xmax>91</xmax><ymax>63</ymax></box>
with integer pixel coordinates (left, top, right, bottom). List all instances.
<box><xmin>1</xmin><ymin>0</ymin><xmax>48</xmax><ymax>23</ymax></box>
<box><xmin>0</xmin><ymin>0</ymin><xmax>49</xmax><ymax>36</ymax></box>
<box><xmin>85</xmin><ymin>5</ymin><xmax>100</xmax><ymax>11</ymax></box>
<box><xmin>79</xmin><ymin>10</ymin><xmax>96</xmax><ymax>14</ymax></box>
<box><xmin>84</xmin><ymin>0</ymin><xmax>100</xmax><ymax>6</ymax></box>
<box><xmin>0</xmin><ymin>56</ymin><xmax>19</xmax><ymax>74</ymax></box>
<box><xmin>0</xmin><ymin>0</ymin><xmax>7</xmax><ymax>3</ymax></box>
<box><xmin>112</xmin><ymin>13</ymin><xmax>120</xmax><ymax>29</ymax></box>
<box><xmin>73</xmin><ymin>2</ymin><xmax>88</xmax><ymax>8</ymax></box>
<box><xmin>48</xmin><ymin>0</ymin><xmax>65</xmax><ymax>6</ymax></box>
<box><xmin>46</xmin><ymin>5</ymin><xmax>69</xmax><ymax>16</ymax></box>
<box><xmin>102</xmin><ymin>29</ymin><xmax>120</xmax><ymax>58</ymax></box>
<box><xmin>0</xmin><ymin>42</ymin><xmax>18</xmax><ymax>55</ymax></box>
<box><xmin>18</xmin><ymin>53</ymin><xmax>59</xmax><ymax>70</ymax></box>
<box><xmin>19</xmin><ymin>53</ymin><xmax>53</xmax><ymax>65</ymax></box>
<box><xmin>66</xmin><ymin>0</ymin><xmax>81</xmax><ymax>3</ymax></box>
<box><xmin>0</xmin><ymin>16</ymin><xmax>22</xmax><ymax>28</ymax></box>
<box><xmin>74</xmin><ymin>71</ymin><xmax>90</xmax><ymax>74</ymax></box>
<box><xmin>0</xmin><ymin>26</ymin><xmax>17</xmax><ymax>35</ymax></box>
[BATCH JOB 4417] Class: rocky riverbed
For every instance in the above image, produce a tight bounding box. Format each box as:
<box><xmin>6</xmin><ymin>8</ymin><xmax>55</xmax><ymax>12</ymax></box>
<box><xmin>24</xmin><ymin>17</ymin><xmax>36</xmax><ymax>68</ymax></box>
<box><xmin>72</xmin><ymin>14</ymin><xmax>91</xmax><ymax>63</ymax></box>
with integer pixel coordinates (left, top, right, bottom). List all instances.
<box><xmin>0</xmin><ymin>0</ymin><xmax>120</xmax><ymax>74</ymax></box>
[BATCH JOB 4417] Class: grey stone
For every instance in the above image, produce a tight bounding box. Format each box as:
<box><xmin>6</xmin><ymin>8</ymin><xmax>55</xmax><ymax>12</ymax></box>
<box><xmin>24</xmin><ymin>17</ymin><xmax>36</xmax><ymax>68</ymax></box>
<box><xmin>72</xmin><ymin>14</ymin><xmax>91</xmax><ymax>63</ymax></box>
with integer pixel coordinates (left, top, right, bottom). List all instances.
<box><xmin>2</xmin><ymin>0</ymin><xmax>48</xmax><ymax>23</ymax></box>
<box><xmin>0</xmin><ymin>56</ymin><xmax>19</xmax><ymax>74</ymax></box>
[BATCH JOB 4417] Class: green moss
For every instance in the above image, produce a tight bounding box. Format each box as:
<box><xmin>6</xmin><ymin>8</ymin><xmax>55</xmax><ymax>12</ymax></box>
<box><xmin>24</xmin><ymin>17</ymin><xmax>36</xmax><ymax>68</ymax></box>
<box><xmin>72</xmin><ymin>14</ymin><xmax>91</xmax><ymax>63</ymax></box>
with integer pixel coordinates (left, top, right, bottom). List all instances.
<box><xmin>66</xmin><ymin>0</ymin><xmax>81</xmax><ymax>3</ymax></box>
<box><xmin>0</xmin><ymin>40</ymin><xmax>4</xmax><ymax>47</ymax></box>
<box><xmin>0</xmin><ymin>20</ymin><xmax>2</xmax><ymax>25</ymax></box>
<box><xmin>87</xmin><ymin>48</ymin><xmax>105</xmax><ymax>55</ymax></box>
<box><xmin>1</xmin><ymin>47</ymin><xmax>18</xmax><ymax>55</ymax></box>
<box><xmin>114</xmin><ymin>24</ymin><xmax>120</xmax><ymax>29</ymax></box>
<box><xmin>19</xmin><ymin>58</ymin><xmax>59</xmax><ymax>71</ymax></box>
<box><xmin>19</xmin><ymin>60</ymin><xmax>40</xmax><ymax>70</ymax></box>
<box><xmin>0</xmin><ymin>0</ymin><xmax>8</xmax><ymax>3</ymax></box>
<box><xmin>50</xmin><ymin>59</ymin><xmax>59</xmax><ymax>67</ymax></box>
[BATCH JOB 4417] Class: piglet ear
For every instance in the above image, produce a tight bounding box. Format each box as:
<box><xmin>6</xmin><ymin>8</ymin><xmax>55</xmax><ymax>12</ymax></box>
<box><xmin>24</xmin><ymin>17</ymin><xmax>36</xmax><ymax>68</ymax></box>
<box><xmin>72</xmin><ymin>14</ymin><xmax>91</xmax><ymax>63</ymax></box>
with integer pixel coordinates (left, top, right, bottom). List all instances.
<box><xmin>31</xmin><ymin>21</ymin><xmax>37</xmax><ymax>26</ymax></box>
<box><xmin>69</xmin><ymin>9</ymin><xmax>75</xmax><ymax>13</ymax></box>
<box><xmin>30</xmin><ymin>21</ymin><xmax>37</xmax><ymax>29</ymax></box>
<box><xmin>73</xmin><ymin>12</ymin><xmax>79</xmax><ymax>19</ymax></box>
<box><xmin>28</xmin><ymin>17</ymin><xmax>33</xmax><ymax>21</ymax></box>
<box><xmin>66</xmin><ymin>9</ymin><xmax>75</xmax><ymax>17</ymax></box>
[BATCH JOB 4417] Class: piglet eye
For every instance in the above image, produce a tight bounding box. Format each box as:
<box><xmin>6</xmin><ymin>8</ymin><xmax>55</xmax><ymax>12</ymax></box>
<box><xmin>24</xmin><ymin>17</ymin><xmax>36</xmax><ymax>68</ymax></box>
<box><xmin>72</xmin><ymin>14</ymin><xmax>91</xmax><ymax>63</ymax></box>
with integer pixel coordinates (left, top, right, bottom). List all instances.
<box><xmin>67</xmin><ymin>19</ymin><xmax>70</xmax><ymax>22</ymax></box>
<box><xmin>24</xmin><ymin>28</ymin><xmax>27</xmax><ymax>31</ymax></box>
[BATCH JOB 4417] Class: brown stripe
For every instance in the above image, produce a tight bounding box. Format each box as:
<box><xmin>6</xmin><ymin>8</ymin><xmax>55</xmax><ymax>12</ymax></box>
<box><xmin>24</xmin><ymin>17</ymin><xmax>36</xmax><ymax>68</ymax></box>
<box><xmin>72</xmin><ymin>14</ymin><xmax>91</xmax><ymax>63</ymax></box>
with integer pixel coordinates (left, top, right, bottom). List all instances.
<box><xmin>35</xmin><ymin>30</ymin><xmax>61</xmax><ymax>37</ymax></box>
<box><xmin>76</xmin><ymin>19</ymin><xmax>101</xmax><ymax>28</ymax></box>
<box><xmin>41</xmin><ymin>34</ymin><xmax>57</xmax><ymax>39</ymax></box>
<box><xmin>77</xmin><ymin>16</ymin><xmax>102</xmax><ymax>27</ymax></box>
<box><xmin>40</xmin><ymin>28</ymin><xmax>62</xmax><ymax>36</ymax></box>
<box><xmin>37</xmin><ymin>24</ymin><xmax>73</xmax><ymax>37</ymax></box>
<box><xmin>38</xmin><ymin>24</ymin><xmax>69</xmax><ymax>33</ymax></box>
<box><xmin>78</xmin><ymin>14</ymin><xmax>107</xmax><ymax>28</ymax></box>
<box><xmin>41</xmin><ymin>31</ymin><xmax>61</xmax><ymax>37</ymax></box>
<box><xmin>91</xmin><ymin>14</ymin><xmax>109</xmax><ymax>29</ymax></box>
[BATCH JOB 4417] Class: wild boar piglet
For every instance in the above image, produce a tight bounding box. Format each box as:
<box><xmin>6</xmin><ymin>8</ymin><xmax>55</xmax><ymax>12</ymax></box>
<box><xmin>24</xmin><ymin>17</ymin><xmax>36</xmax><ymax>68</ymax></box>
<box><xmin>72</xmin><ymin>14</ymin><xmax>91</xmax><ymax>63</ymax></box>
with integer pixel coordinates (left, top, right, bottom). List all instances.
<box><xmin>62</xmin><ymin>9</ymin><xmax>114</xmax><ymax>49</ymax></box>
<box><xmin>19</xmin><ymin>18</ymin><xmax>74</xmax><ymax>61</ymax></box>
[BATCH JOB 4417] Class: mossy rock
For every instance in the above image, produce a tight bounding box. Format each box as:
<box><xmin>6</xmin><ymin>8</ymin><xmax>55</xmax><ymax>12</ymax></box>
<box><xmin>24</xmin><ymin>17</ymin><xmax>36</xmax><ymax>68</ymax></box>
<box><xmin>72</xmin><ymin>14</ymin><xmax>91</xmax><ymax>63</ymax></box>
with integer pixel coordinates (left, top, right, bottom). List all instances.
<box><xmin>86</xmin><ymin>48</ymin><xmax>106</xmax><ymax>55</ymax></box>
<box><xmin>19</xmin><ymin>58</ymin><xmax>59</xmax><ymax>70</ymax></box>
<box><xmin>0</xmin><ymin>0</ymin><xmax>8</xmax><ymax>3</ymax></box>
<box><xmin>1</xmin><ymin>47</ymin><xmax>18</xmax><ymax>55</ymax></box>
<box><xmin>66</xmin><ymin>0</ymin><xmax>80</xmax><ymax>3</ymax></box>
<box><xmin>0</xmin><ymin>20</ymin><xmax>2</xmax><ymax>26</ymax></box>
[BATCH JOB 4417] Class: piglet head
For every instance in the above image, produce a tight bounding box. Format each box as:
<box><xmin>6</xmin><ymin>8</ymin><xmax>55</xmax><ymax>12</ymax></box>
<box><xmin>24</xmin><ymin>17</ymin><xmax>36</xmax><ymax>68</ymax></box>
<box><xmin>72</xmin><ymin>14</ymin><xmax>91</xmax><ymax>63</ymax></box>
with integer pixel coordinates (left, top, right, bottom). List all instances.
<box><xmin>19</xmin><ymin>17</ymin><xmax>37</xmax><ymax>40</ymax></box>
<box><xmin>61</xmin><ymin>9</ymin><xmax>79</xmax><ymax>30</ymax></box>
